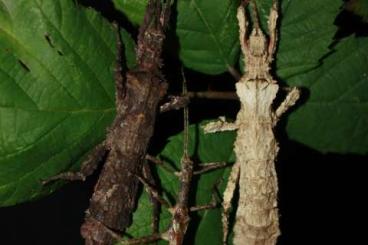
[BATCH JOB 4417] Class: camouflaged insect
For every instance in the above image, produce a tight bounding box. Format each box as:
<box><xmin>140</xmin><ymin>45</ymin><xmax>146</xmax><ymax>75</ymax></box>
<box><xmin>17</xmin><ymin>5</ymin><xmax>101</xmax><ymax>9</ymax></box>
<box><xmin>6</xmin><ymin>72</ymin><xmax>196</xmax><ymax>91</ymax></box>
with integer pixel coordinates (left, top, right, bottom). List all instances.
<box><xmin>205</xmin><ymin>1</ymin><xmax>300</xmax><ymax>244</ymax></box>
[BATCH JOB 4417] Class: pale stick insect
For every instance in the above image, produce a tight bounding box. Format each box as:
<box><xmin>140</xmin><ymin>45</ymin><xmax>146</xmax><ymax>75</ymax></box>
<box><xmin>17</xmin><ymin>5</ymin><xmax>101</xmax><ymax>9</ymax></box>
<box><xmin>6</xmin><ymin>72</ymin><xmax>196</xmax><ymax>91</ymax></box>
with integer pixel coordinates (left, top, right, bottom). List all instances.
<box><xmin>117</xmin><ymin>71</ymin><xmax>226</xmax><ymax>245</ymax></box>
<box><xmin>204</xmin><ymin>0</ymin><xmax>300</xmax><ymax>244</ymax></box>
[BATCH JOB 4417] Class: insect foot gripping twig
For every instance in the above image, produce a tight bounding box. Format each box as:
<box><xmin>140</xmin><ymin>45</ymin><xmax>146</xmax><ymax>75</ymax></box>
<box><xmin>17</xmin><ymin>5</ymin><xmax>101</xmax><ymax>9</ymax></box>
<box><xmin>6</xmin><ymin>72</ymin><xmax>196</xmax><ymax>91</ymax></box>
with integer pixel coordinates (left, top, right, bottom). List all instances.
<box><xmin>204</xmin><ymin>0</ymin><xmax>300</xmax><ymax>244</ymax></box>
<box><xmin>43</xmin><ymin>1</ymin><xmax>172</xmax><ymax>245</ymax></box>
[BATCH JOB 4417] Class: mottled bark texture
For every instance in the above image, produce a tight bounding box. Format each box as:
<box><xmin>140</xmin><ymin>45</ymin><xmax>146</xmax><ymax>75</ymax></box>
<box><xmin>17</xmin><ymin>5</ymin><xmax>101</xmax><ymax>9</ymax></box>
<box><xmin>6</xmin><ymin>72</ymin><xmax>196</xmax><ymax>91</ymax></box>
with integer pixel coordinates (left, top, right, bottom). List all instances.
<box><xmin>43</xmin><ymin>1</ymin><xmax>172</xmax><ymax>244</ymax></box>
<box><xmin>82</xmin><ymin>71</ymin><xmax>167</xmax><ymax>244</ymax></box>
<box><xmin>81</xmin><ymin>1</ymin><xmax>172</xmax><ymax>244</ymax></box>
<box><xmin>204</xmin><ymin>1</ymin><xmax>300</xmax><ymax>244</ymax></box>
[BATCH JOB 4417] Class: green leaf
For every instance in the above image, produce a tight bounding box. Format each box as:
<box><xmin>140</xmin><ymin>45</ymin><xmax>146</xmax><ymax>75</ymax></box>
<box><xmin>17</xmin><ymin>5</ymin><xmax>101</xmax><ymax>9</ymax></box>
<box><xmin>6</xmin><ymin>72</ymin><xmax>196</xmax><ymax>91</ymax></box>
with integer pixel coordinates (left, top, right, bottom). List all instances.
<box><xmin>113</xmin><ymin>0</ymin><xmax>148</xmax><ymax>25</ymax></box>
<box><xmin>286</xmin><ymin>36</ymin><xmax>368</xmax><ymax>154</ymax></box>
<box><xmin>277</xmin><ymin>0</ymin><xmax>342</xmax><ymax>78</ymax></box>
<box><xmin>0</xmin><ymin>0</ymin><xmax>135</xmax><ymax>206</ymax></box>
<box><xmin>113</xmin><ymin>0</ymin><xmax>240</xmax><ymax>75</ymax></box>
<box><xmin>114</xmin><ymin>0</ymin><xmax>341</xmax><ymax>76</ymax></box>
<box><xmin>120</xmin><ymin>28</ymin><xmax>137</xmax><ymax>69</ymax></box>
<box><xmin>123</xmin><ymin>123</ymin><xmax>235</xmax><ymax>244</ymax></box>
<box><xmin>175</xmin><ymin>0</ymin><xmax>240</xmax><ymax>74</ymax></box>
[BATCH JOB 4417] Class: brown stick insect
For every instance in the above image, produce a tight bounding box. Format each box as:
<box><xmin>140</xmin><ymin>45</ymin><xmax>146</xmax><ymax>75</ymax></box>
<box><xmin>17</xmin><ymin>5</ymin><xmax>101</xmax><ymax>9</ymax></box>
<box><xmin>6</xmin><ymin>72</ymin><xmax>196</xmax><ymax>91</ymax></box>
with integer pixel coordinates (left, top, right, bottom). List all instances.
<box><xmin>43</xmin><ymin>0</ymin><xmax>175</xmax><ymax>244</ymax></box>
<box><xmin>115</xmin><ymin>71</ymin><xmax>226</xmax><ymax>245</ymax></box>
<box><xmin>204</xmin><ymin>0</ymin><xmax>300</xmax><ymax>244</ymax></box>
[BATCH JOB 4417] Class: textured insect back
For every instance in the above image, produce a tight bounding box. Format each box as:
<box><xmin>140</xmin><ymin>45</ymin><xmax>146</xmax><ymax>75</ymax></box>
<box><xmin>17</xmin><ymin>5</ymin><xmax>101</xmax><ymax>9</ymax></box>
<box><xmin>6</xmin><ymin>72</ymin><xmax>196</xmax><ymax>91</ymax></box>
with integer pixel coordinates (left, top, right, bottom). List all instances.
<box><xmin>204</xmin><ymin>1</ymin><xmax>300</xmax><ymax>244</ymax></box>
<box><xmin>44</xmin><ymin>1</ymin><xmax>173</xmax><ymax>244</ymax></box>
<box><xmin>233</xmin><ymin>83</ymin><xmax>280</xmax><ymax>245</ymax></box>
<box><xmin>136</xmin><ymin>0</ymin><xmax>171</xmax><ymax>72</ymax></box>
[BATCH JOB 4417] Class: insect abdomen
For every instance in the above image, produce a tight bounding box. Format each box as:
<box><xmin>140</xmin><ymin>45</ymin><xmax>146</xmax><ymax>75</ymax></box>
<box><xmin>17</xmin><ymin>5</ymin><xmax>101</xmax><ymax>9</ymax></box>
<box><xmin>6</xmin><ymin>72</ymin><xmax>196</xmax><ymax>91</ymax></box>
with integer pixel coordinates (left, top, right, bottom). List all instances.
<box><xmin>233</xmin><ymin>120</ymin><xmax>280</xmax><ymax>245</ymax></box>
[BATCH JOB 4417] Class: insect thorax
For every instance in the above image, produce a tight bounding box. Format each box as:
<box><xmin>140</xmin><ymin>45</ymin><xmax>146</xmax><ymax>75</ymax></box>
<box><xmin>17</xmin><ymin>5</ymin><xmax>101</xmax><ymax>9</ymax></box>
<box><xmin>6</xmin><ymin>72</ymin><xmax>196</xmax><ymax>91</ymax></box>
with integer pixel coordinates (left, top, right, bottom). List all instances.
<box><xmin>236</xmin><ymin>82</ymin><xmax>279</xmax><ymax>118</ymax></box>
<box><xmin>249</xmin><ymin>29</ymin><xmax>267</xmax><ymax>56</ymax></box>
<box><xmin>243</xmin><ymin>29</ymin><xmax>273</xmax><ymax>82</ymax></box>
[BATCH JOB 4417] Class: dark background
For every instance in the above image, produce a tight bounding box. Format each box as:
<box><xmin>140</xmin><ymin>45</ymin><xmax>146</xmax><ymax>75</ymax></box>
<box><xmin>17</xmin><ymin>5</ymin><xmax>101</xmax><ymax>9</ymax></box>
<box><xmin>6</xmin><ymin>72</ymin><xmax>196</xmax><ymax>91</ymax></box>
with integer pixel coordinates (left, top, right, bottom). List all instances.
<box><xmin>1</xmin><ymin>140</ymin><xmax>367</xmax><ymax>244</ymax></box>
<box><xmin>1</xmin><ymin>0</ymin><xmax>368</xmax><ymax>244</ymax></box>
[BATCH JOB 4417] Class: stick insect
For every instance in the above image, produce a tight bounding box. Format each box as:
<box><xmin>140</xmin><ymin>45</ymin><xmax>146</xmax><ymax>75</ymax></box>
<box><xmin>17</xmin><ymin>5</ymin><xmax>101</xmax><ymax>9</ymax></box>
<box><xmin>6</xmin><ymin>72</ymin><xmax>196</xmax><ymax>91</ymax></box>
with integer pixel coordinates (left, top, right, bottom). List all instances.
<box><xmin>116</xmin><ymin>71</ymin><xmax>225</xmax><ymax>245</ymax></box>
<box><xmin>205</xmin><ymin>0</ymin><xmax>300</xmax><ymax>244</ymax></box>
<box><xmin>43</xmin><ymin>1</ymin><xmax>172</xmax><ymax>244</ymax></box>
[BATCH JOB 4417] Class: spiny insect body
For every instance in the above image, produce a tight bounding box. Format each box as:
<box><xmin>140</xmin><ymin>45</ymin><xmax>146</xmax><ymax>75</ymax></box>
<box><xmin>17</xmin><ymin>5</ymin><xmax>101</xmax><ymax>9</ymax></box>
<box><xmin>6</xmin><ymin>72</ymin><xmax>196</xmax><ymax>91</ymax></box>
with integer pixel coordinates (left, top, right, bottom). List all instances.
<box><xmin>205</xmin><ymin>1</ymin><xmax>300</xmax><ymax>244</ymax></box>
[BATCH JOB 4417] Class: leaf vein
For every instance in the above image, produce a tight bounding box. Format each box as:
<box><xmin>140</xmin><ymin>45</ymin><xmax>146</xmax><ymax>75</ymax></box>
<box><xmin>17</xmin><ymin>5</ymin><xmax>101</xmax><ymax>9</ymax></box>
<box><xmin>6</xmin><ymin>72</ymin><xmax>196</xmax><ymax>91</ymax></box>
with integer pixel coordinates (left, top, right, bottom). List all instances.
<box><xmin>33</xmin><ymin>1</ymin><xmax>114</xmax><ymax>103</ymax></box>
<box><xmin>190</xmin><ymin>0</ymin><xmax>230</xmax><ymax>67</ymax></box>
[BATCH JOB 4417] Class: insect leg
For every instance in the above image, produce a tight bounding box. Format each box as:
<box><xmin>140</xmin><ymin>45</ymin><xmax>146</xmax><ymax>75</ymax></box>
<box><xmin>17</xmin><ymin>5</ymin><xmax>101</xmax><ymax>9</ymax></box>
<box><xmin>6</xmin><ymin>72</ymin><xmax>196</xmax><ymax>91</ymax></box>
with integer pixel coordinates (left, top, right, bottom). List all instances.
<box><xmin>82</xmin><ymin>216</ymin><xmax>163</xmax><ymax>245</ymax></box>
<box><xmin>268</xmin><ymin>0</ymin><xmax>279</xmax><ymax>59</ymax></box>
<box><xmin>237</xmin><ymin>3</ymin><xmax>250</xmax><ymax>63</ymax></box>
<box><xmin>193</xmin><ymin>162</ymin><xmax>230</xmax><ymax>175</ymax></box>
<box><xmin>135</xmin><ymin>171</ymin><xmax>172</xmax><ymax>209</ymax></box>
<box><xmin>42</xmin><ymin>142</ymin><xmax>107</xmax><ymax>184</ymax></box>
<box><xmin>222</xmin><ymin>162</ymin><xmax>240</xmax><ymax>244</ymax></box>
<box><xmin>142</xmin><ymin>162</ymin><xmax>161</xmax><ymax>235</ymax></box>
<box><xmin>275</xmin><ymin>87</ymin><xmax>300</xmax><ymax>118</ymax></box>
<box><xmin>160</xmin><ymin>95</ymin><xmax>190</xmax><ymax>113</ymax></box>
<box><xmin>190</xmin><ymin>182</ymin><xmax>222</xmax><ymax>212</ymax></box>
<box><xmin>203</xmin><ymin>116</ymin><xmax>238</xmax><ymax>133</ymax></box>
<box><xmin>146</xmin><ymin>154</ymin><xmax>180</xmax><ymax>175</ymax></box>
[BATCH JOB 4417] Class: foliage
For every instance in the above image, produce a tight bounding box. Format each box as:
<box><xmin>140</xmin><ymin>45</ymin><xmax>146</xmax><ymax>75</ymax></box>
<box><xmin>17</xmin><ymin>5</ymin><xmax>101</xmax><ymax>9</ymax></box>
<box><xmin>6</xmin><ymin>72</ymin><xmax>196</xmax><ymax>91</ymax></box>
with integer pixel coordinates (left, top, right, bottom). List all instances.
<box><xmin>0</xmin><ymin>0</ymin><xmax>116</xmax><ymax>206</ymax></box>
<box><xmin>125</xmin><ymin>123</ymin><xmax>235</xmax><ymax>244</ymax></box>
<box><xmin>346</xmin><ymin>0</ymin><xmax>368</xmax><ymax>22</ymax></box>
<box><xmin>114</xmin><ymin>0</ymin><xmax>368</xmax><ymax>243</ymax></box>
<box><xmin>0</xmin><ymin>0</ymin><xmax>367</xmax><ymax>244</ymax></box>
<box><xmin>0</xmin><ymin>0</ymin><xmax>137</xmax><ymax>207</ymax></box>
